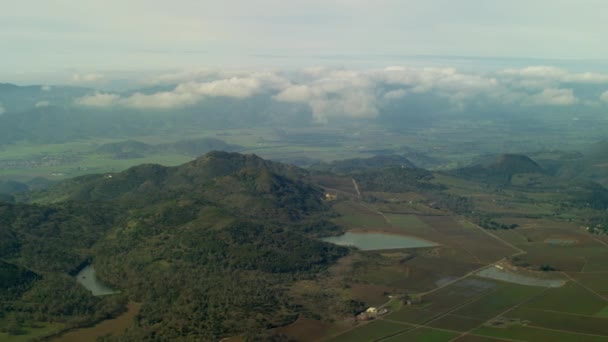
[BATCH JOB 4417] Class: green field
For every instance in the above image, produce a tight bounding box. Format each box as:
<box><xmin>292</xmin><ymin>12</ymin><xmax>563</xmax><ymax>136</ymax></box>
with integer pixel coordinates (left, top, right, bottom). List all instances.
<box><xmin>381</xmin><ymin>326</ymin><xmax>459</xmax><ymax>342</ymax></box>
<box><xmin>0</xmin><ymin>322</ymin><xmax>64</xmax><ymax>342</ymax></box>
<box><xmin>473</xmin><ymin>325</ymin><xmax>608</xmax><ymax>342</ymax></box>
<box><xmin>326</xmin><ymin>320</ymin><xmax>412</xmax><ymax>342</ymax></box>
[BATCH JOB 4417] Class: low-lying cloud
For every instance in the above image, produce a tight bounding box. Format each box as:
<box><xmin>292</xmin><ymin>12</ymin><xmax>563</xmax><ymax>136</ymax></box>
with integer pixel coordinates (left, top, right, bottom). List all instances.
<box><xmin>75</xmin><ymin>92</ymin><xmax>121</xmax><ymax>107</ymax></box>
<box><xmin>76</xmin><ymin>74</ymin><xmax>288</xmax><ymax>110</ymax></box>
<box><xmin>529</xmin><ymin>88</ymin><xmax>577</xmax><ymax>106</ymax></box>
<box><xmin>35</xmin><ymin>101</ymin><xmax>50</xmax><ymax>107</ymax></box>
<box><xmin>72</xmin><ymin>73</ymin><xmax>105</xmax><ymax>83</ymax></box>
<box><xmin>74</xmin><ymin>66</ymin><xmax>608</xmax><ymax>122</ymax></box>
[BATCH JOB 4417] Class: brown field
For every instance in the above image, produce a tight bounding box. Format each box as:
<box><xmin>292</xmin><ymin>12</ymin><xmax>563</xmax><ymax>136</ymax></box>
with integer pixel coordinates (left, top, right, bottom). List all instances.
<box><xmin>54</xmin><ymin>302</ymin><xmax>141</xmax><ymax>342</ymax></box>
<box><xmin>418</xmin><ymin>216</ymin><xmax>518</xmax><ymax>263</ymax></box>
<box><xmin>426</xmin><ymin>314</ymin><xmax>486</xmax><ymax>332</ymax></box>
<box><xmin>567</xmin><ymin>272</ymin><xmax>608</xmax><ymax>298</ymax></box>
<box><xmin>313</xmin><ymin>175</ymin><xmax>359</xmax><ymax>196</ymax></box>
<box><xmin>366</xmin><ymin>191</ymin><xmax>428</xmax><ymax>202</ymax></box>
<box><xmin>274</xmin><ymin>317</ymin><xmax>335</xmax><ymax>342</ymax></box>
<box><xmin>515</xmin><ymin>242</ymin><xmax>608</xmax><ymax>272</ymax></box>
<box><xmin>325</xmin><ymin>319</ymin><xmax>412</xmax><ymax>342</ymax></box>
<box><xmin>349</xmin><ymin>283</ymin><xmax>395</xmax><ymax>307</ymax></box>
<box><xmin>332</xmin><ymin>201</ymin><xmax>390</xmax><ymax>229</ymax></box>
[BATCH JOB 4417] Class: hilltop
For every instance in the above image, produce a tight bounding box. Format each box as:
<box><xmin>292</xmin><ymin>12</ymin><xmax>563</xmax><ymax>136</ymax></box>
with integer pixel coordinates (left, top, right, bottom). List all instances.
<box><xmin>452</xmin><ymin>153</ymin><xmax>546</xmax><ymax>184</ymax></box>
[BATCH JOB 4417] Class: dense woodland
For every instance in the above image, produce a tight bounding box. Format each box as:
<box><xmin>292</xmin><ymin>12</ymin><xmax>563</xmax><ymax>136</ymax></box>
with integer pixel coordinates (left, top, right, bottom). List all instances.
<box><xmin>0</xmin><ymin>152</ymin><xmax>349</xmax><ymax>340</ymax></box>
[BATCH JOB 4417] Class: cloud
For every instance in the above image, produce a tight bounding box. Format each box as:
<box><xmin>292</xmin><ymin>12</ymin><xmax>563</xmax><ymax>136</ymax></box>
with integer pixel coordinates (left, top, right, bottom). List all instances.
<box><xmin>529</xmin><ymin>88</ymin><xmax>577</xmax><ymax>106</ymax></box>
<box><xmin>144</xmin><ymin>69</ymin><xmax>240</xmax><ymax>85</ymax></box>
<box><xmin>73</xmin><ymin>66</ymin><xmax>607</xmax><ymax>120</ymax></box>
<box><xmin>601</xmin><ymin>90</ymin><xmax>608</xmax><ymax>103</ymax></box>
<box><xmin>75</xmin><ymin>73</ymin><xmax>289</xmax><ymax>109</ymax></box>
<box><xmin>75</xmin><ymin>92</ymin><xmax>121</xmax><ymax>107</ymax></box>
<box><xmin>120</xmin><ymin>91</ymin><xmax>200</xmax><ymax>109</ymax></box>
<box><xmin>35</xmin><ymin>100</ymin><xmax>50</xmax><ymax>107</ymax></box>
<box><xmin>499</xmin><ymin>66</ymin><xmax>608</xmax><ymax>85</ymax></box>
<box><xmin>275</xmin><ymin>67</ymin><xmax>518</xmax><ymax>120</ymax></box>
<box><xmin>72</xmin><ymin>73</ymin><xmax>105</xmax><ymax>83</ymax></box>
<box><xmin>275</xmin><ymin>70</ymin><xmax>378</xmax><ymax>122</ymax></box>
<box><xmin>175</xmin><ymin>77</ymin><xmax>262</xmax><ymax>99</ymax></box>
<box><xmin>0</xmin><ymin>102</ymin><xmax>5</xmax><ymax>115</ymax></box>
<box><xmin>383</xmin><ymin>89</ymin><xmax>408</xmax><ymax>100</ymax></box>
<box><xmin>41</xmin><ymin>85</ymin><xmax>52</xmax><ymax>91</ymax></box>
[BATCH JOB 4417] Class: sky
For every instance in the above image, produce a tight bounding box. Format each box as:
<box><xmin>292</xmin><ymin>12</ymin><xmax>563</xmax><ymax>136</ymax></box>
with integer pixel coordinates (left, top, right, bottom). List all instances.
<box><xmin>2</xmin><ymin>0</ymin><xmax>608</xmax><ymax>83</ymax></box>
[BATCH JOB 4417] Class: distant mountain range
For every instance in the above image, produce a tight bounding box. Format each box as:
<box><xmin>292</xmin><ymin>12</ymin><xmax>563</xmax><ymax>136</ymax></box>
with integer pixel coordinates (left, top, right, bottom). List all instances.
<box><xmin>96</xmin><ymin>138</ymin><xmax>243</xmax><ymax>159</ymax></box>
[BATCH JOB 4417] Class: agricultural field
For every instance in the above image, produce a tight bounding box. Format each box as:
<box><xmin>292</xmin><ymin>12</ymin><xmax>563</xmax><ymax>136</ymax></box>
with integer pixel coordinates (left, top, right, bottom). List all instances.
<box><xmin>301</xmin><ymin>166</ymin><xmax>608</xmax><ymax>342</ymax></box>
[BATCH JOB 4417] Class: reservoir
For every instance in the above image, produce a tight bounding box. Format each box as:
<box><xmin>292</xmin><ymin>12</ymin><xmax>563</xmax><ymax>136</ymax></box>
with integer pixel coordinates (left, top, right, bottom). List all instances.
<box><xmin>476</xmin><ymin>266</ymin><xmax>566</xmax><ymax>288</ymax></box>
<box><xmin>322</xmin><ymin>231</ymin><xmax>437</xmax><ymax>251</ymax></box>
<box><xmin>76</xmin><ymin>265</ymin><xmax>119</xmax><ymax>296</ymax></box>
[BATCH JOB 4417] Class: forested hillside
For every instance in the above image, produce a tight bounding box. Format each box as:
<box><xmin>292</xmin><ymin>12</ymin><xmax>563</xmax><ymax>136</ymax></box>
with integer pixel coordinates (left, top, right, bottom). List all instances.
<box><xmin>0</xmin><ymin>152</ymin><xmax>348</xmax><ymax>340</ymax></box>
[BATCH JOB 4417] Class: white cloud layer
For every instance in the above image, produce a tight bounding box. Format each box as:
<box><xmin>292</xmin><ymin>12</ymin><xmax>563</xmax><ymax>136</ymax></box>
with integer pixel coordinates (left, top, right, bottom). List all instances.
<box><xmin>74</xmin><ymin>66</ymin><xmax>608</xmax><ymax>121</ymax></box>
<box><xmin>72</xmin><ymin>73</ymin><xmax>105</xmax><ymax>83</ymax></box>
<box><xmin>499</xmin><ymin>66</ymin><xmax>608</xmax><ymax>84</ymax></box>
<box><xmin>75</xmin><ymin>92</ymin><xmax>121</xmax><ymax>107</ymax></box>
<box><xmin>529</xmin><ymin>88</ymin><xmax>577</xmax><ymax>106</ymax></box>
<box><xmin>75</xmin><ymin>73</ymin><xmax>288</xmax><ymax>109</ymax></box>
<box><xmin>601</xmin><ymin>90</ymin><xmax>608</xmax><ymax>103</ymax></box>
<box><xmin>35</xmin><ymin>101</ymin><xmax>50</xmax><ymax>107</ymax></box>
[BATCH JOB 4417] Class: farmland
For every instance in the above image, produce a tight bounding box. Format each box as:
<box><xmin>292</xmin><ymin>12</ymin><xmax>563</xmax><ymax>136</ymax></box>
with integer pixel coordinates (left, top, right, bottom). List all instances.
<box><xmin>307</xmin><ymin>168</ymin><xmax>608</xmax><ymax>342</ymax></box>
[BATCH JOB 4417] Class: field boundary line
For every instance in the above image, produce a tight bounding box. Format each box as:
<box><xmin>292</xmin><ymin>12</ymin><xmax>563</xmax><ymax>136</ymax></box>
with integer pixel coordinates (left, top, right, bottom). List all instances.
<box><xmin>459</xmin><ymin>218</ymin><xmax>525</xmax><ymax>255</ymax></box>
<box><xmin>448</xmin><ymin>286</ymin><xmax>550</xmax><ymax>342</ymax></box>
<box><xmin>421</xmin><ymin>286</ymin><xmax>503</xmax><ymax>326</ymax></box>
<box><xmin>520</xmin><ymin>307</ymin><xmax>608</xmax><ymax>319</ymax></box>
<box><xmin>464</xmin><ymin>333</ymin><xmax>525</xmax><ymax>342</ymax></box>
<box><xmin>561</xmin><ymin>272</ymin><xmax>608</xmax><ymax>302</ymax></box>
<box><xmin>351</xmin><ymin>178</ymin><xmax>361</xmax><ymax>198</ymax></box>
<box><xmin>526</xmin><ymin>324</ymin><xmax>608</xmax><ymax>338</ymax></box>
<box><xmin>588</xmin><ymin>234</ymin><xmax>608</xmax><ymax>247</ymax></box>
<box><xmin>376</xmin><ymin>319</ymin><xmax>460</xmax><ymax>342</ymax></box>
<box><xmin>379</xmin><ymin>318</ymin><xmax>461</xmax><ymax>334</ymax></box>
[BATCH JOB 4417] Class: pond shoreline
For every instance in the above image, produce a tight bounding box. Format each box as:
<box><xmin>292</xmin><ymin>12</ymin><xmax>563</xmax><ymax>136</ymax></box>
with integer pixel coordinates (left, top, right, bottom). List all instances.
<box><xmin>321</xmin><ymin>231</ymin><xmax>438</xmax><ymax>251</ymax></box>
<box><xmin>76</xmin><ymin>265</ymin><xmax>119</xmax><ymax>296</ymax></box>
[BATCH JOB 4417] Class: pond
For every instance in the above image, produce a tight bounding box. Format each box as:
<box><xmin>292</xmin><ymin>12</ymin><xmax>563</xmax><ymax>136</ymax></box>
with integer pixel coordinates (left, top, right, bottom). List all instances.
<box><xmin>76</xmin><ymin>265</ymin><xmax>119</xmax><ymax>296</ymax></box>
<box><xmin>544</xmin><ymin>238</ymin><xmax>577</xmax><ymax>246</ymax></box>
<box><xmin>321</xmin><ymin>231</ymin><xmax>437</xmax><ymax>251</ymax></box>
<box><xmin>476</xmin><ymin>266</ymin><xmax>566</xmax><ymax>288</ymax></box>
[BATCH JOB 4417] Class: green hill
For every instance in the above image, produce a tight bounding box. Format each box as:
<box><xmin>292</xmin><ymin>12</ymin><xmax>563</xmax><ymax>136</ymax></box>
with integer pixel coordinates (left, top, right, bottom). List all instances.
<box><xmin>0</xmin><ymin>152</ymin><xmax>347</xmax><ymax>340</ymax></box>
<box><xmin>555</xmin><ymin>140</ymin><xmax>608</xmax><ymax>186</ymax></box>
<box><xmin>452</xmin><ymin>153</ymin><xmax>546</xmax><ymax>184</ymax></box>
